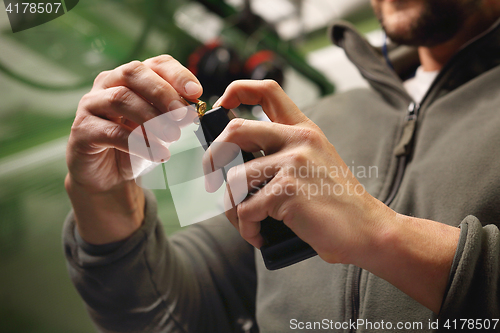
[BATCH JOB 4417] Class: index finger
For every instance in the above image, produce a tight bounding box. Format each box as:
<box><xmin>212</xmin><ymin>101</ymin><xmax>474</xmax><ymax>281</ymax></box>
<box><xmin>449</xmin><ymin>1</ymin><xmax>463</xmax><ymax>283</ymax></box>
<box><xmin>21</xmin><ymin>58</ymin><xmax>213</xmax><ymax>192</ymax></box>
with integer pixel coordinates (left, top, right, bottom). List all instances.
<box><xmin>212</xmin><ymin>118</ymin><xmax>290</xmax><ymax>156</ymax></box>
<box><xmin>143</xmin><ymin>55</ymin><xmax>203</xmax><ymax>99</ymax></box>
<box><xmin>99</xmin><ymin>61</ymin><xmax>187</xmax><ymax>115</ymax></box>
<box><xmin>215</xmin><ymin>79</ymin><xmax>309</xmax><ymax>125</ymax></box>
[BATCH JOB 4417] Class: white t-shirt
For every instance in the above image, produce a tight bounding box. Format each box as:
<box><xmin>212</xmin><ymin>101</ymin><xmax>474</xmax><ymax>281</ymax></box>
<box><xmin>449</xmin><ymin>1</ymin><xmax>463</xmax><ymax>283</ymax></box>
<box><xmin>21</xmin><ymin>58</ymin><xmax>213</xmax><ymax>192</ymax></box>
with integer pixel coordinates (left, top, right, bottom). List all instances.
<box><xmin>403</xmin><ymin>66</ymin><xmax>439</xmax><ymax>103</ymax></box>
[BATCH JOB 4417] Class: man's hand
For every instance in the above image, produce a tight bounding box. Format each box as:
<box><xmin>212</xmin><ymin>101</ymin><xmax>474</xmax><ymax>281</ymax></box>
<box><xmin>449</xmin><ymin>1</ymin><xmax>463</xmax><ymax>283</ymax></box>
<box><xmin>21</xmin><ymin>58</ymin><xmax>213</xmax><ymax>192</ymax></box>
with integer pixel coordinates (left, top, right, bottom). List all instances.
<box><xmin>209</xmin><ymin>79</ymin><xmax>386</xmax><ymax>263</ymax></box>
<box><xmin>211</xmin><ymin>79</ymin><xmax>460</xmax><ymax>313</ymax></box>
<box><xmin>65</xmin><ymin>55</ymin><xmax>203</xmax><ymax>244</ymax></box>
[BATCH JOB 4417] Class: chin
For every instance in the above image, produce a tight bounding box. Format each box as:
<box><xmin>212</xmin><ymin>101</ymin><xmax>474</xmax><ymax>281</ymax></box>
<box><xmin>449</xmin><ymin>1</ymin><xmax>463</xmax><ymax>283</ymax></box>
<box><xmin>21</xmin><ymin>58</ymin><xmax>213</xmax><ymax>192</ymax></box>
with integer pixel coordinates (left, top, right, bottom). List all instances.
<box><xmin>374</xmin><ymin>0</ymin><xmax>473</xmax><ymax>47</ymax></box>
<box><xmin>379</xmin><ymin>2</ymin><xmax>423</xmax><ymax>39</ymax></box>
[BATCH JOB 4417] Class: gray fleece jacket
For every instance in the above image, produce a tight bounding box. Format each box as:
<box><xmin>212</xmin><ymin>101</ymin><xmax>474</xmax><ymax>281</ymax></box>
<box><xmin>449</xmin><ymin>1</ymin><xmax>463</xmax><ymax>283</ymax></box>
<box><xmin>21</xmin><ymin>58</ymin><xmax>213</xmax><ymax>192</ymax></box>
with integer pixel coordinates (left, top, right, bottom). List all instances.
<box><xmin>64</xmin><ymin>20</ymin><xmax>500</xmax><ymax>333</ymax></box>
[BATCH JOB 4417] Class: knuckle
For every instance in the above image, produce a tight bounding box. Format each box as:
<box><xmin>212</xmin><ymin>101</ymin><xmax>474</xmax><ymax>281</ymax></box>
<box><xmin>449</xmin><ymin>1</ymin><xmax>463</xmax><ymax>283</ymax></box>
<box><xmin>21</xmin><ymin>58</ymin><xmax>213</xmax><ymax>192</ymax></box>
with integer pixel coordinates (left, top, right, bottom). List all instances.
<box><xmin>287</xmin><ymin>151</ymin><xmax>309</xmax><ymax>167</ymax></box>
<box><xmin>104</xmin><ymin>124</ymin><xmax>125</xmax><ymax>142</ymax></box>
<box><xmin>145</xmin><ymin>54</ymin><xmax>177</xmax><ymax>72</ymax></box>
<box><xmin>70</xmin><ymin>114</ymin><xmax>87</xmax><ymax>133</ymax></box>
<box><xmin>225</xmin><ymin>80</ymin><xmax>247</xmax><ymax>98</ymax></box>
<box><xmin>69</xmin><ymin>117</ymin><xmax>96</xmax><ymax>154</ymax></box>
<box><xmin>240</xmin><ymin>229</ymin><xmax>256</xmax><ymax>242</ymax></box>
<box><xmin>93</xmin><ymin>70</ymin><xmax>110</xmax><ymax>86</ymax></box>
<box><xmin>298</xmin><ymin>127</ymin><xmax>322</xmax><ymax>146</ymax></box>
<box><xmin>226</xmin><ymin>118</ymin><xmax>245</xmax><ymax>135</ymax></box>
<box><xmin>170</xmin><ymin>66</ymin><xmax>188</xmax><ymax>83</ymax></box>
<box><xmin>151</xmin><ymin>54</ymin><xmax>175</xmax><ymax>66</ymax></box>
<box><xmin>108</xmin><ymin>87</ymin><xmax>133</xmax><ymax>108</ymax></box>
<box><xmin>149</xmin><ymin>81</ymin><xmax>169</xmax><ymax>102</ymax></box>
<box><xmin>78</xmin><ymin>92</ymin><xmax>93</xmax><ymax>109</ymax></box>
<box><xmin>121</xmin><ymin>60</ymin><xmax>144</xmax><ymax>81</ymax></box>
<box><xmin>226</xmin><ymin>80</ymin><xmax>241</xmax><ymax>91</ymax></box>
<box><xmin>262</xmin><ymin>79</ymin><xmax>281</xmax><ymax>91</ymax></box>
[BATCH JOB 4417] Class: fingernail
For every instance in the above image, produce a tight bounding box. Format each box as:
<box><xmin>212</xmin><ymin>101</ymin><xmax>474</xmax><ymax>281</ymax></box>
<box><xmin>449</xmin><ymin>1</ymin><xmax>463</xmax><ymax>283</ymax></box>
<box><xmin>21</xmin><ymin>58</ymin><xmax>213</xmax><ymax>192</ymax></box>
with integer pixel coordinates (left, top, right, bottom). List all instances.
<box><xmin>167</xmin><ymin>100</ymin><xmax>188</xmax><ymax>121</ymax></box>
<box><xmin>184</xmin><ymin>81</ymin><xmax>201</xmax><ymax>96</ymax></box>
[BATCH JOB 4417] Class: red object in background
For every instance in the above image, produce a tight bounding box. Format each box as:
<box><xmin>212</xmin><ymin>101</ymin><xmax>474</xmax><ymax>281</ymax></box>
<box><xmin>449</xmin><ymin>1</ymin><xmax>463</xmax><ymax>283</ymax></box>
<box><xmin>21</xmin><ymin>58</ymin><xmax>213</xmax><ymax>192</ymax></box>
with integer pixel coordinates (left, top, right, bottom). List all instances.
<box><xmin>188</xmin><ymin>41</ymin><xmax>284</xmax><ymax>99</ymax></box>
<box><xmin>244</xmin><ymin>50</ymin><xmax>284</xmax><ymax>85</ymax></box>
<box><xmin>188</xmin><ymin>40</ymin><xmax>222</xmax><ymax>76</ymax></box>
<box><xmin>244</xmin><ymin>50</ymin><xmax>275</xmax><ymax>74</ymax></box>
<box><xmin>188</xmin><ymin>40</ymin><xmax>245</xmax><ymax>98</ymax></box>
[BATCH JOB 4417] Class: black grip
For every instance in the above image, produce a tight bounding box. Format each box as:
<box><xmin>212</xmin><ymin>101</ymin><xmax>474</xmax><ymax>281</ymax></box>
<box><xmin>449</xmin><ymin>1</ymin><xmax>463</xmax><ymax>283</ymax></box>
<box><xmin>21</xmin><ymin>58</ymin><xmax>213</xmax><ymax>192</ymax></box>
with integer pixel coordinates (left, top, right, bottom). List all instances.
<box><xmin>196</xmin><ymin>106</ymin><xmax>317</xmax><ymax>270</ymax></box>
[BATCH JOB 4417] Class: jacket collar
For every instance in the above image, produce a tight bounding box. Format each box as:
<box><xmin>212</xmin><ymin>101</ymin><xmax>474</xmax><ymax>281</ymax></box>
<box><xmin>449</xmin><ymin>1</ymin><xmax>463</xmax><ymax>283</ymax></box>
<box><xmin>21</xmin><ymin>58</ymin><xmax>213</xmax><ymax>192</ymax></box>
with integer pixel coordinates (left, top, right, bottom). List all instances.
<box><xmin>329</xmin><ymin>21</ymin><xmax>411</xmax><ymax>109</ymax></box>
<box><xmin>422</xmin><ymin>17</ymin><xmax>500</xmax><ymax>108</ymax></box>
<box><xmin>330</xmin><ymin>17</ymin><xmax>500</xmax><ymax>109</ymax></box>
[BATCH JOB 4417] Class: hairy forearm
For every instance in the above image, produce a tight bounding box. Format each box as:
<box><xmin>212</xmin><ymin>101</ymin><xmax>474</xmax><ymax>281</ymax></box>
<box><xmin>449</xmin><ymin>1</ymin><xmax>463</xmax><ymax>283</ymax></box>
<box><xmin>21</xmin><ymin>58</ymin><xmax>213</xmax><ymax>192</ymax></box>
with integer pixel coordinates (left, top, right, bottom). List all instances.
<box><xmin>65</xmin><ymin>174</ymin><xmax>145</xmax><ymax>244</ymax></box>
<box><xmin>358</xmin><ymin>208</ymin><xmax>460</xmax><ymax>314</ymax></box>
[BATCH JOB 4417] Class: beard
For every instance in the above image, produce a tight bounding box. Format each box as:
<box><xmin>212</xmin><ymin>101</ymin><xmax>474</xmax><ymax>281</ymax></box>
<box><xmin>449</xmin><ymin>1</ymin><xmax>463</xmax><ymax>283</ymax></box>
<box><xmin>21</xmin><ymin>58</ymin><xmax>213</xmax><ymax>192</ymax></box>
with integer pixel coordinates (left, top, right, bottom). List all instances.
<box><xmin>373</xmin><ymin>0</ymin><xmax>479</xmax><ymax>47</ymax></box>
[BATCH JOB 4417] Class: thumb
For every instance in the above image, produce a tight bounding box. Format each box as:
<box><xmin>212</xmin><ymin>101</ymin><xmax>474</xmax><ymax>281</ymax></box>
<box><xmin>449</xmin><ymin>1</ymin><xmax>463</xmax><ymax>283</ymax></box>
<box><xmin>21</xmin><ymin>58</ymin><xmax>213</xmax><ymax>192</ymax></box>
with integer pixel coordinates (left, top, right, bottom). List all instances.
<box><xmin>215</xmin><ymin>80</ymin><xmax>309</xmax><ymax>125</ymax></box>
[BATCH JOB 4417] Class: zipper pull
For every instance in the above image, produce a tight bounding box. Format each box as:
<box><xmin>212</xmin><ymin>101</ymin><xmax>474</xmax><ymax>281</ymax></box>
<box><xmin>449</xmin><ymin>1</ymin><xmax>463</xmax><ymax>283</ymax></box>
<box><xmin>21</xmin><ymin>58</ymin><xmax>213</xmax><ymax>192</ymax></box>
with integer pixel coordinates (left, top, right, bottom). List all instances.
<box><xmin>393</xmin><ymin>102</ymin><xmax>420</xmax><ymax>156</ymax></box>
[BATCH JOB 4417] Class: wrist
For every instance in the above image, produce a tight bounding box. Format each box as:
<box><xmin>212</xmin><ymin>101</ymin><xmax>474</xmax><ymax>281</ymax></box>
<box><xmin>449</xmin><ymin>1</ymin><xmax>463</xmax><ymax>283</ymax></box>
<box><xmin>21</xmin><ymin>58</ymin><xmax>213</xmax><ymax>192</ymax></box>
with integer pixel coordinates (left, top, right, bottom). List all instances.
<box><xmin>65</xmin><ymin>174</ymin><xmax>145</xmax><ymax>245</ymax></box>
<box><xmin>356</xmin><ymin>206</ymin><xmax>460</xmax><ymax>313</ymax></box>
<box><xmin>350</xmin><ymin>197</ymin><xmax>399</xmax><ymax>268</ymax></box>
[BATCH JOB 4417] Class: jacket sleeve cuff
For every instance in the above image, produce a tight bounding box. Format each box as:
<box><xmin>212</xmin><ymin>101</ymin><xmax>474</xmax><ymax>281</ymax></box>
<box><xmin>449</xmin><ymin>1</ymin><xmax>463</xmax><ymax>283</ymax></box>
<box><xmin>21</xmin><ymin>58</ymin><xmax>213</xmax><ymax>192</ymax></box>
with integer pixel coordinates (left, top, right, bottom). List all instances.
<box><xmin>442</xmin><ymin>219</ymin><xmax>468</xmax><ymax>301</ymax></box>
<box><xmin>63</xmin><ymin>189</ymin><xmax>159</xmax><ymax>267</ymax></box>
<box><xmin>74</xmin><ymin>228</ymin><xmax>126</xmax><ymax>256</ymax></box>
<box><xmin>438</xmin><ymin>215</ymin><xmax>500</xmax><ymax>322</ymax></box>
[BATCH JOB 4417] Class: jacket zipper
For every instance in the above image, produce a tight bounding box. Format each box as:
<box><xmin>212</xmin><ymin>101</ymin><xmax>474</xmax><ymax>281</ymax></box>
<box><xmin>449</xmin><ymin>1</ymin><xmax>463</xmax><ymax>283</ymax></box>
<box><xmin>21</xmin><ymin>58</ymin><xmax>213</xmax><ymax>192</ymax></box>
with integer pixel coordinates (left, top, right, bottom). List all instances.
<box><xmin>349</xmin><ymin>101</ymin><xmax>420</xmax><ymax>333</ymax></box>
<box><xmin>385</xmin><ymin>101</ymin><xmax>420</xmax><ymax>204</ymax></box>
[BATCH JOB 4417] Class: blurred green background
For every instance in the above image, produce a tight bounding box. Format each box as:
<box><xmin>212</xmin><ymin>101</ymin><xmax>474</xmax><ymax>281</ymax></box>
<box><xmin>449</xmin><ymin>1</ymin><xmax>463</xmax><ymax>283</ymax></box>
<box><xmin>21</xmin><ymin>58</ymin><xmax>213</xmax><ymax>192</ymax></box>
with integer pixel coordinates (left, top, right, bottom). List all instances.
<box><xmin>0</xmin><ymin>0</ymin><xmax>376</xmax><ymax>332</ymax></box>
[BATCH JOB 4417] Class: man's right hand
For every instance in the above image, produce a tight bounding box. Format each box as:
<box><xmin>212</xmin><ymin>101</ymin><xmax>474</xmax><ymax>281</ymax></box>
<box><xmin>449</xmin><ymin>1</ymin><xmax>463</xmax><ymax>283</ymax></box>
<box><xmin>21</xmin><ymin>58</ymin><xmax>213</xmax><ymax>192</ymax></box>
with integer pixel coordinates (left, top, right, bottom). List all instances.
<box><xmin>65</xmin><ymin>55</ymin><xmax>203</xmax><ymax>245</ymax></box>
